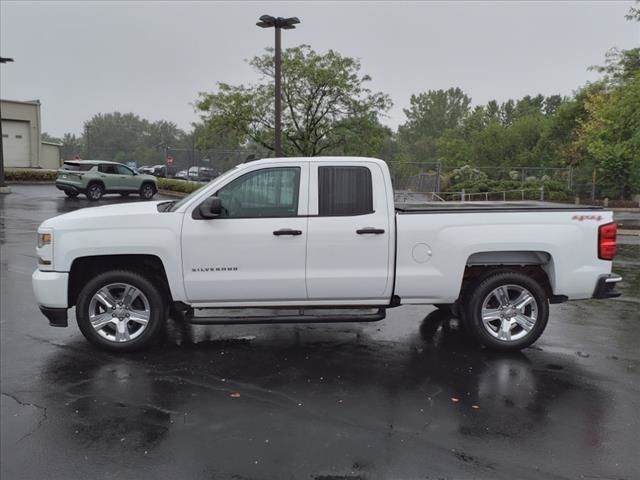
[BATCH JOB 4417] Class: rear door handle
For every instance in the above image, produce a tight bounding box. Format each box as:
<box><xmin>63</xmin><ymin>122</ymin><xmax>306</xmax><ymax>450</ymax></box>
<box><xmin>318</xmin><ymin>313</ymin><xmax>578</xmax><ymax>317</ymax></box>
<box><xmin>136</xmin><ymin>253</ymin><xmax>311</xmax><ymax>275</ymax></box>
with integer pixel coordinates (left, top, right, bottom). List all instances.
<box><xmin>273</xmin><ymin>229</ymin><xmax>303</xmax><ymax>236</ymax></box>
<box><xmin>356</xmin><ymin>228</ymin><xmax>385</xmax><ymax>235</ymax></box>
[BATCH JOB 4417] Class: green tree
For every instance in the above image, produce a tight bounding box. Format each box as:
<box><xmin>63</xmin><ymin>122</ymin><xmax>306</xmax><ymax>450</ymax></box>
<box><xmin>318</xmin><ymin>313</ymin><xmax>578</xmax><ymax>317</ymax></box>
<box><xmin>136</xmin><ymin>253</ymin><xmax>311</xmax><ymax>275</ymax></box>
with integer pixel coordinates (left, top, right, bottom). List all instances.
<box><xmin>60</xmin><ymin>133</ymin><xmax>83</xmax><ymax>160</ymax></box>
<box><xmin>196</xmin><ymin>45</ymin><xmax>391</xmax><ymax>157</ymax></box>
<box><xmin>398</xmin><ymin>87</ymin><xmax>471</xmax><ymax>163</ymax></box>
<box><xmin>576</xmin><ymin>75</ymin><xmax>640</xmax><ymax>199</ymax></box>
<box><xmin>83</xmin><ymin>112</ymin><xmax>185</xmax><ymax>165</ymax></box>
<box><xmin>41</xmin><ymin>132</ymin><xmax>61</xmax><ymax>143</ymax></box>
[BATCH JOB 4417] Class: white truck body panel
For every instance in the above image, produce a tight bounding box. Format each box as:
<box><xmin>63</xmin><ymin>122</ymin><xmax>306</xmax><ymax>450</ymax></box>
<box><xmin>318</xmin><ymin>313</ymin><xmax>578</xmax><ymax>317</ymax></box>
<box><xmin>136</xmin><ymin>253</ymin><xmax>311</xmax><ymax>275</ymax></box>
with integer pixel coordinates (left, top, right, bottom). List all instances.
<box><xmin>33</xmin><ymin>157</ymin><xmax>615</xmax><ymax>313</ymax></box>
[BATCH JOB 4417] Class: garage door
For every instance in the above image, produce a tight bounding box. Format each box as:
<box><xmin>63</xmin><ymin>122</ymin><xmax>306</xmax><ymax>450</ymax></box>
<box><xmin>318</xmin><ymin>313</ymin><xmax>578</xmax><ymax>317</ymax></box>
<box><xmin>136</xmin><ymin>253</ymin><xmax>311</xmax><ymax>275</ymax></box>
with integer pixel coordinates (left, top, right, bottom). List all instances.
<box><xmin>2</xmin><ymin>120</ymin><xmax>31</xmax><ymax>167</ymax></box>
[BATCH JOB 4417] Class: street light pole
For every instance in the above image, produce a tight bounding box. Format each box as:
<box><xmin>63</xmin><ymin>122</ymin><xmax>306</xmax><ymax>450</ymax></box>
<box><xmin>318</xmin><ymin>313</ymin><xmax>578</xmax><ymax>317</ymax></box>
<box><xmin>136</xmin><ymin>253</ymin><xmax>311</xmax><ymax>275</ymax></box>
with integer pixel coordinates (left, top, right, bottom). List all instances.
<box><xmin>256</xmin><ymin>15</ymin><xmax>300</xmax><ymax>158</ymax></box>
<box><xmin>0</xmin><ymin>56</ymin><xmax>15</xmax><ymax>192</ymax></box>
<box><xmin>274</xmin><ymin>25</ymin><xmax>282</xmax><ymax>157</ymax></box>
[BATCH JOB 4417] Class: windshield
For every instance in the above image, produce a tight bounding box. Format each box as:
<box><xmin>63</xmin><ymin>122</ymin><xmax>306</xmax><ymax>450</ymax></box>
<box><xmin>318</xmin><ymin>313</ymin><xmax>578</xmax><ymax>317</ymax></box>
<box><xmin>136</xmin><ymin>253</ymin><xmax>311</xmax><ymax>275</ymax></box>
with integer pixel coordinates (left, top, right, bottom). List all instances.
<box><xmin>168</xmin><ymin>165</ymin><xmax>241</xmax><ymax>212</ymax></box>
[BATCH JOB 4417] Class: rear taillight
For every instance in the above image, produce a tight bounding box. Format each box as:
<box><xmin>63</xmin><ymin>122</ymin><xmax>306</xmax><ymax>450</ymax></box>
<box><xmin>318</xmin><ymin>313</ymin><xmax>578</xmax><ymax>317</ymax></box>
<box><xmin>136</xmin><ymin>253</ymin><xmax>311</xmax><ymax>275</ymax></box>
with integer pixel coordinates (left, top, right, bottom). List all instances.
<box><xmin>598</xmin><ymin>222</ymin><xmax>617</xmax><ymax>260</ymax></box>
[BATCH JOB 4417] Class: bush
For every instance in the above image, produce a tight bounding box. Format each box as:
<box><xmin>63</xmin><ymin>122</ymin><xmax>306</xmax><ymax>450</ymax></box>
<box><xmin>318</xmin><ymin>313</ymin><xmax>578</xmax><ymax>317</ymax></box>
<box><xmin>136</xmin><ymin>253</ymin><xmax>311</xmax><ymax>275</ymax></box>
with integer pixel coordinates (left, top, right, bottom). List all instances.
<box><xmin>5</xmin><ymin>169</ymin><xmax>58</xmax><ymax>182</ymax></box>
<box><xmin>447</xmin><ymin>178</ymin><xmax>573</xmax><ymax>201</ymax></box>
<box><xmin>157</xmin><ymin>178</ymin><xmax>204</xmax><ymax>194</ymax></box>
<box><xmin>450</xmin><ymin>165</ymin><xmax>488</xmax><ymax>184</ymax></box>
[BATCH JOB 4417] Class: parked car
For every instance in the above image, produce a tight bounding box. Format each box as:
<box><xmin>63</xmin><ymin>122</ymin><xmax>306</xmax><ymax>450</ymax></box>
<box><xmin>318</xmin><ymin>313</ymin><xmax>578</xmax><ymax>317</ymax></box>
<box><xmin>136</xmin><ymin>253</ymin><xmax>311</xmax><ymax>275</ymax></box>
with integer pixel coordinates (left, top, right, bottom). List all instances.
<box><xmin>174</xmin><ymin>170</ymin><xmax>188</xmax><ymax>180</ymax></box>
<box><xmin>151</xmin><ymin>165</ymin><xmax>167</xmax><ymax>178</ymax></box>
<box><xmin>137</xmin><ymin>165</ymin><xmax>155</xmax><ymax>174</ymax></box>
<box><xmin>35</xmin><ymin>157</ymin><xmax>621</xmax><ymax>352</ymax></box>
<box><xmin>56</xmin><ymin>160</ymin><xmax>158</xmax><ymax>201</ymax></box>
<box><xmin>186</xmin><ymin>166</ymin><xmax>216</xmax><ymax>182</ymax></box>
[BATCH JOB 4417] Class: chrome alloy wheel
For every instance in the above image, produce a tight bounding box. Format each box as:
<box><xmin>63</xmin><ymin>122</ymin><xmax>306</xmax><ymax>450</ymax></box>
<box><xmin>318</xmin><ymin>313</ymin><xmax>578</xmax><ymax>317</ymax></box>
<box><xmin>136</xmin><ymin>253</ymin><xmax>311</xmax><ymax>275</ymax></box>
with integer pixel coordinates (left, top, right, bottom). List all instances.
<box><xmin>480</xmin><ymin>284</ymin><xmax>538</xmax><ymax>342</ymax></box>
<box><xmin>88</xmin><ymin>283</ymin><xmax>150</xmax><ymax>343</ymax></box>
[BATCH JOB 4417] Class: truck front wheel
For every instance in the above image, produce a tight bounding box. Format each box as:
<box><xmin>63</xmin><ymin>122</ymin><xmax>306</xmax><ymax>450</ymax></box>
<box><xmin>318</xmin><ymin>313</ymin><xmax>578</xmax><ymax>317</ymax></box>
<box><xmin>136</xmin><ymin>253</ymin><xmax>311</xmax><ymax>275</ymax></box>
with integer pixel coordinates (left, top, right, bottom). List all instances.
<box><xmin>465</xmin><ymin>271</ymin><xmax>549</xmax><ymax>351</ymax></box>
<box><xmin>75</xmin><ymin>270</ymin><xmax>166</xmax><ymax>352</ymax></box>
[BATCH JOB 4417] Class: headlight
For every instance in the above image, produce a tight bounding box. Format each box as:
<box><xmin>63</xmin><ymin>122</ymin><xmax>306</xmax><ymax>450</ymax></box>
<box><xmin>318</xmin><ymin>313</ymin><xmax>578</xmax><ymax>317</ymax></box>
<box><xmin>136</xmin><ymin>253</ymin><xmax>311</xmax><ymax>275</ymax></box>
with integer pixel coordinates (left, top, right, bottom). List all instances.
<box><xmin>37</xmin><ymin>232</ymin><xmax>52</xmax><ymax>248</ymax></box>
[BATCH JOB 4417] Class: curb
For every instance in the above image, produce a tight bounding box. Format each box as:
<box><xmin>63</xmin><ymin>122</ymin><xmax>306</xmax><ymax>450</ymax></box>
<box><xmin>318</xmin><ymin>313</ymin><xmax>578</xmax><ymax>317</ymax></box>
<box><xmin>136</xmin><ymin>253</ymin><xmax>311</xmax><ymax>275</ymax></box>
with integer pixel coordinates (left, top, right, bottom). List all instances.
<box><xmin>158</xmin><ymin>189</ymin><xmax>189</xmax><ymax>198</ymax></box>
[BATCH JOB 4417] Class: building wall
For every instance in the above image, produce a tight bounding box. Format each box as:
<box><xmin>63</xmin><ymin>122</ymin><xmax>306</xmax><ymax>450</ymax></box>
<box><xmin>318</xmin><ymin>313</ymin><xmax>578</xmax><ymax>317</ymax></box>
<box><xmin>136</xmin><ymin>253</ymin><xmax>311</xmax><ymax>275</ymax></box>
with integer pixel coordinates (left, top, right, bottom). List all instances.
<box><xmin>41</xmin><ymin>142</ymin><xmax>62</xmax><ymax>169</ymax></box>
<box><xmin>1</xmin><ymin>99</ymin><xmax>41</xmax><ymax>168</ymax></box>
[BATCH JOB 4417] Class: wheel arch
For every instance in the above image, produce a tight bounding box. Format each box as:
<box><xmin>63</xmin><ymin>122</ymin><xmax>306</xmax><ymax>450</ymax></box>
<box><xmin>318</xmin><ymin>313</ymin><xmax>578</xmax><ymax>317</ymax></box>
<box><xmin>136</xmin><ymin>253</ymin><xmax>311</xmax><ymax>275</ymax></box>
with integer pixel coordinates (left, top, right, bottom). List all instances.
<box><xmin>140</xmin><ymin>180</ymin><xmax>157</xmax><ymax>192</ymax></box>
<box><xmin>86</xmin><ymin>179</ymin><xmax>105</xmax><ymax>189</ymax></box>
<box><xmin>459</xmin><ymin>250</ymin><xmax>556</xmax><ymax>300</ymax></box>
<box><xmin>68</xmin><ymin>254</ymin><xmax>172</xmax><ymax>307</ymax></box>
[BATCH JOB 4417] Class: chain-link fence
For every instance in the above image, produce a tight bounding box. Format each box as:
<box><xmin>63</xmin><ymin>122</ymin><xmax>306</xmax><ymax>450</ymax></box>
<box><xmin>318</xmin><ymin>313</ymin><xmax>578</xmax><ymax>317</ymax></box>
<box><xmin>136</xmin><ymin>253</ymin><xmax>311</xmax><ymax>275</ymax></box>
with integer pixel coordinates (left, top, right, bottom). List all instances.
<box><xmin>162</xmin><ymin>148</ymin><xmax>270</xmax><ymax>181</ymax></box>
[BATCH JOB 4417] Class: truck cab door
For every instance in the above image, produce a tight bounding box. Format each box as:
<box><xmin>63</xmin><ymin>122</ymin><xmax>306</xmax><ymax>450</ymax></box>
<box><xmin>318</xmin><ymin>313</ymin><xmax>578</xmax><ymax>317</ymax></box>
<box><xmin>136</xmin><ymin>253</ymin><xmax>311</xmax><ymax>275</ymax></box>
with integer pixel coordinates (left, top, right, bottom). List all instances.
<box><xmin>305</xmin><ymin>162</ymin><xmax>393</xmax><ymax>301</ymax></box>
<box><xmin>181</xmin><ymin>163</ymin><xmax>309</xmax><ymax>304</ymax></box>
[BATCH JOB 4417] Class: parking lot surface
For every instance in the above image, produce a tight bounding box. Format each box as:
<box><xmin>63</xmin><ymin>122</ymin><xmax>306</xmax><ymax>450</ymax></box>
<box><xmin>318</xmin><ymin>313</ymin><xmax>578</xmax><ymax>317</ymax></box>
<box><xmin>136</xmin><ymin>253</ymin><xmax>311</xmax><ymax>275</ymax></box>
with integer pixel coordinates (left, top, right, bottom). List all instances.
<box><xmin>1</xmin><ymin>185</ymin><xmax>639</xmax><ymax>480</ymax></box>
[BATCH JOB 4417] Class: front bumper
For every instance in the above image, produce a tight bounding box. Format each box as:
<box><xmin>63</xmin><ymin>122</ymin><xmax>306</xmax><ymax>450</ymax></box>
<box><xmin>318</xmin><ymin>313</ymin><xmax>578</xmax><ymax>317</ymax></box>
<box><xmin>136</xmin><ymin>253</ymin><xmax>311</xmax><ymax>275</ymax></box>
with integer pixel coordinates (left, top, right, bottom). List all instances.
<box><xmin>592</xmin><ymin>274</ymin><xmax>623</xmax><ymax>299</ymax></box>
<box><xmin>32</xmin><ymin>269</ymin><xmax>69</xmax><ymax>326</ymax></box>
<box><xmin>32</xmin><ymin>270</ymin><xmax>68</xmax><ymax>307</ymax></box>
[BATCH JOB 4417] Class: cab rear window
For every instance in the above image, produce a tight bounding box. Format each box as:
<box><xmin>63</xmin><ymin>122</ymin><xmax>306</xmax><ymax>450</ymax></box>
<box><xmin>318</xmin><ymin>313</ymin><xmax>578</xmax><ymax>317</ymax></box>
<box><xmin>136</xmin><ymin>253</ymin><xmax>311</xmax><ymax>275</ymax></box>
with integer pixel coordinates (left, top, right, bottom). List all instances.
<box><xmin>63</xmin><ymin>162</ymin><xmax>94</xmax><ymax>171</ymax></box>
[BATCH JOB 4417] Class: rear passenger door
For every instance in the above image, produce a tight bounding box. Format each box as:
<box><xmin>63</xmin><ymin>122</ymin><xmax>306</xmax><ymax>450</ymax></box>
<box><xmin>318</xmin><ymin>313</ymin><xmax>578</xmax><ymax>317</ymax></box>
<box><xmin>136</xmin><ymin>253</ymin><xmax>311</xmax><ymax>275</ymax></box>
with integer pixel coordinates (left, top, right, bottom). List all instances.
<box><xmin>98</xmin><ymin>164</ymin><xmax>120</xmax><ymax>190</ymax></box>
<box><xmin>306</xmin><ymin>163</ymin><xmax>392</xmax><ymax>301</ymax></box>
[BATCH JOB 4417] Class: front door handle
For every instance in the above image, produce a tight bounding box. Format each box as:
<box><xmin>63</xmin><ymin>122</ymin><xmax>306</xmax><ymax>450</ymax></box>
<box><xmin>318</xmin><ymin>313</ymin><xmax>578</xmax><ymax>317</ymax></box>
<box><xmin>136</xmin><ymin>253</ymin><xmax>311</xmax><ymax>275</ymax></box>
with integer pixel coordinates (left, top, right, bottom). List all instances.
<box><xmin>273</xmin><ymin>229</ymin><xmax>303</xmax><ymax>236</ymax></box>
<box><xmin>356</xmin><ymin>227</ymin><xmax>385</xmax><ymax>235</ymax></box>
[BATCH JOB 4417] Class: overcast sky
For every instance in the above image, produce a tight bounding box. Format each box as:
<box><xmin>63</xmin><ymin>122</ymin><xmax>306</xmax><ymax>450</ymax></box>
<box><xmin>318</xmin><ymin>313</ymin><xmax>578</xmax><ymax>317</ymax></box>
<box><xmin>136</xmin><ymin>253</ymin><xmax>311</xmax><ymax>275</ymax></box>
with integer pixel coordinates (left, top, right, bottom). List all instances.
<box><xmin>1</xmin><ymin>1</ymin><xmax>638</xmax><ymax>137</ymax></box>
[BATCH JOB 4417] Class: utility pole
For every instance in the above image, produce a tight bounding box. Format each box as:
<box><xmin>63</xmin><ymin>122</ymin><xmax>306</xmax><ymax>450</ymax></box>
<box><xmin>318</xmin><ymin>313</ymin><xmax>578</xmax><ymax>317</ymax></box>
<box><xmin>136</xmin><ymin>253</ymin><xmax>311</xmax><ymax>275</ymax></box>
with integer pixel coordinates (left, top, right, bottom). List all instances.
<box><xmin>256</xmin><ymin>15</ymin><xmax>300</xmax><ymax>158</ymax></box>
<box><xmin>0</xmin><ymin>56</ymin><xmax>15</xmax><ymax>193</ymax></box>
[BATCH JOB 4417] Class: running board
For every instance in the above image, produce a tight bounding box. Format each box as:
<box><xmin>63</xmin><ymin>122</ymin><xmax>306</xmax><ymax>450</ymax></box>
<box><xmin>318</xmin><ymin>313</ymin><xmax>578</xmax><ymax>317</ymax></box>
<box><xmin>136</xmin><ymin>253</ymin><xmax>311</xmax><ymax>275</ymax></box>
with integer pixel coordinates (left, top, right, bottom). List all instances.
<box><xmin>185</xmin><ymin>307</ymin><xmax>386</xmax><ymax>325</ymax></box>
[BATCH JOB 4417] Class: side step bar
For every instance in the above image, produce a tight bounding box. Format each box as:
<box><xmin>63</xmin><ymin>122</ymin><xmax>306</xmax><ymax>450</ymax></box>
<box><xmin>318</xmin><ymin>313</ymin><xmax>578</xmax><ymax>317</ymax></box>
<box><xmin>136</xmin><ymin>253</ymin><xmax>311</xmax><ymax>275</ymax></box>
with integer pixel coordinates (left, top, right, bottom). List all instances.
<box><xmin>185</xmin><ymin>308</ymin><xmax>386</xmax><ymax>325</ymax></box>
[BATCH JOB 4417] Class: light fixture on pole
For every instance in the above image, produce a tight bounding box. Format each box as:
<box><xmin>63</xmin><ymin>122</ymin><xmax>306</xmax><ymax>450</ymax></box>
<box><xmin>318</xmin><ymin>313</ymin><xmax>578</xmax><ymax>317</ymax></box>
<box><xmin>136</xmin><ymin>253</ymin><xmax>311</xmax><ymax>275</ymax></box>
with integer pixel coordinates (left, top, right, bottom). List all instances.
<box><xmin>256</xmin><ymin>15</ymin><xmax>300</xmax><ymax>158</ymax></box>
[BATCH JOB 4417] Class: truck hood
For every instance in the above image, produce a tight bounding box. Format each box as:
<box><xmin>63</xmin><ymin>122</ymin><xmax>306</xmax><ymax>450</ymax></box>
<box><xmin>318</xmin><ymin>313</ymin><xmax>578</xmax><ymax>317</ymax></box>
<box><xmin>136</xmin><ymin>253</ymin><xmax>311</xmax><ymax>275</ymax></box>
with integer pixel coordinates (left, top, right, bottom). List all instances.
<box><xmin>39</xmin><ymin>201</ymin><xmax>168</xmax><ymax>231</ymax></box>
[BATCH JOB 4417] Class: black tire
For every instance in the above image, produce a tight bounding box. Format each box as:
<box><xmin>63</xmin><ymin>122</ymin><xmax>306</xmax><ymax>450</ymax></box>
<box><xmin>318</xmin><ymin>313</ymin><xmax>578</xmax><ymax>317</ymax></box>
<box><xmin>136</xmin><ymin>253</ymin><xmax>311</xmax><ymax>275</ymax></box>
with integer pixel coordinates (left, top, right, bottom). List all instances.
<box><xmin>140</xmin><ymin>183</ymin><xmax>156</xmax><ymax>200</ymax></box>
<box><xmin>464</xmin><ymin>270</ymin><xmax>549</xmax><ymax>352</ymax></box>
<box><xmin>76</xmin><ymin>270</ymin><xmax>166</xmax><ymax>352</ymax></box>
<box><xmin>86</xmin><ymin>182</ymin><xmax>104</xmax><ymax>201</ymax></box>
<box><xmin>64</xmin><ymin>191</ymin><xmax>79</xmax><ymax>198</ymax></box>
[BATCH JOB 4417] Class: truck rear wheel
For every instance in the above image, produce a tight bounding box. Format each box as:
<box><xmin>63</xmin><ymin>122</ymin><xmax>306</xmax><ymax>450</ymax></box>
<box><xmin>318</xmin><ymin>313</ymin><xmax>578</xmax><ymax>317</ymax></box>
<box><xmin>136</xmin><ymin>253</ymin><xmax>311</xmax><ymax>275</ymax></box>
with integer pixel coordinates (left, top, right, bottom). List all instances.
<box><xmin>464</xmin><ymin>271</ymin><xmax>548</xmax><ymax>351</ymax></box>
<box><xmin>75</xmin><ymin>270</ymin><xmax>166</xmax><ymax>352</ymax></box>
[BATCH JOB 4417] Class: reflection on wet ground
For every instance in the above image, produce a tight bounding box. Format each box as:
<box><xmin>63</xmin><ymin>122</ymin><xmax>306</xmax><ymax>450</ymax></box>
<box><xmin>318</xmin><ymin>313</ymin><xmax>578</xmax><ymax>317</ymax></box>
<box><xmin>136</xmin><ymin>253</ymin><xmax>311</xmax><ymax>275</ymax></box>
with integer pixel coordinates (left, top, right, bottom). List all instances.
<box><xmin>1</xmin><ymin>185</ymin><xmax>639</xmax><ymax>479</ymax></box>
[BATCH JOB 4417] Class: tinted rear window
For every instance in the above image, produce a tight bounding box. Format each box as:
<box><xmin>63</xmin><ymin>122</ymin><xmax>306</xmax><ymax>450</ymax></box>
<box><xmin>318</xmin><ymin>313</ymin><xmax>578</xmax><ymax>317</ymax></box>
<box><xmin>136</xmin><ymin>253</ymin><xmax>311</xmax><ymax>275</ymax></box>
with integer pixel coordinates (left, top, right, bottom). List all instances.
<box><xmin>63</xmin><ymin>162</ymin><xmax>95</xmax><ymax>171</ymax></box>
<box><xmin>318</xmin><ymin>166</ymin><xmax>373</xmax><ymax>216</ymax></box>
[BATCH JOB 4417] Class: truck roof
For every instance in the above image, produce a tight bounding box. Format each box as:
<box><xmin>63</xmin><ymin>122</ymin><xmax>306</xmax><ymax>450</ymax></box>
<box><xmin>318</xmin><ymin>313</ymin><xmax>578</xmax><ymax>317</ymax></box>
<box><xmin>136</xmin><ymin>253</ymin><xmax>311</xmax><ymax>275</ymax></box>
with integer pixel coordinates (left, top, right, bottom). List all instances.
<box><xmin>63</xmin><ymin>160</ymin><xmax>120</xmax><ymax>165</ymax></box>
<box><xmin>245</xmin><ymin>156</ymin><xmax>389</xmax><ymax>167</ymax></box>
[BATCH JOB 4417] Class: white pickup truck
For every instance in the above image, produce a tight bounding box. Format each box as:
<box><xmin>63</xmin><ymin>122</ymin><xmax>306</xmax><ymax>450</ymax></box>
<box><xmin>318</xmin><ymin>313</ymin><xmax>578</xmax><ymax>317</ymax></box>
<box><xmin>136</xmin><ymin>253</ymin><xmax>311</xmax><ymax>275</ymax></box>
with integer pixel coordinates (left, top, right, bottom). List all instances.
<box><xmin>33</xmin><ymin>157</ymin><xmax>622</xmax><ymax>352</ymax></box>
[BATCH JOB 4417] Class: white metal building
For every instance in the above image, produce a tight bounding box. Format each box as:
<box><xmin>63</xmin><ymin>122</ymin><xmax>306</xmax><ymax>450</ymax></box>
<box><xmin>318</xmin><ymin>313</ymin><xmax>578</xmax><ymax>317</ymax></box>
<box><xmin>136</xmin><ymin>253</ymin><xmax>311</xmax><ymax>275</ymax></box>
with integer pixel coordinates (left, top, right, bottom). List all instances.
<box><xmin>1</xmin><ymin>98</ymin><xmax>61</xmax><ymax>169</ymax></box>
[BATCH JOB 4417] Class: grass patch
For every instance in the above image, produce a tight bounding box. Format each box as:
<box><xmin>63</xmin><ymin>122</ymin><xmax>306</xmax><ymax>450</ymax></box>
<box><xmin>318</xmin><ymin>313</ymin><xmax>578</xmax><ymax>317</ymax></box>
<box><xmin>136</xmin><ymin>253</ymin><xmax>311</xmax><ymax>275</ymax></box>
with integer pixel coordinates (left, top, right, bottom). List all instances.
<box><xmin>157</xmin><ymin>178</ymin><xmax>204</xmax><ymax>194</ymax></box>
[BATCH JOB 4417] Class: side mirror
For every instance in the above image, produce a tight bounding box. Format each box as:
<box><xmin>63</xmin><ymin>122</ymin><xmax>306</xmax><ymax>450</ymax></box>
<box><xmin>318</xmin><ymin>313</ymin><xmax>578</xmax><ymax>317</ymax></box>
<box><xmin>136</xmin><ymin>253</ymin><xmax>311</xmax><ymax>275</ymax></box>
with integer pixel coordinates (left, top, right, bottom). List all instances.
<box><xmin>198</xmin><ymin>196</ymin><xmax>222</xmax><ymax>219</ymax></box>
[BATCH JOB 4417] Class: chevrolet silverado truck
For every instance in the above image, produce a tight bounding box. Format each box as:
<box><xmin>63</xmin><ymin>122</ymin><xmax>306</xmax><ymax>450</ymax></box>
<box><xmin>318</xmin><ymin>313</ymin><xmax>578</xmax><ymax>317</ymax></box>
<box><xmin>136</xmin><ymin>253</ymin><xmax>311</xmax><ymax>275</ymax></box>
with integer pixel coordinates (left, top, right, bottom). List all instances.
<box><xmin>33</xmin><ymin>157</ymin><xmax>622</xmax><ymax>352</ymax></box>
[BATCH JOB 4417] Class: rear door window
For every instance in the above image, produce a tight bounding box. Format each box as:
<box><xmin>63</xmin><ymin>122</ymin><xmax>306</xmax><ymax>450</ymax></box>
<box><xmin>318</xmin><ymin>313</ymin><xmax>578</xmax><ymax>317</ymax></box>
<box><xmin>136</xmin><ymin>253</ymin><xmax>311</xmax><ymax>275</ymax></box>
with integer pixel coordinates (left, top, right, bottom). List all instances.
<box><xmin>318</xmin><ymin>166</ymin><xmax>373</xmax><ymax>216</ymax></box>
<box><xmin>99</xmin><ymin>164</ymin><xmax>119</xmax><ymax>175</ymax></box>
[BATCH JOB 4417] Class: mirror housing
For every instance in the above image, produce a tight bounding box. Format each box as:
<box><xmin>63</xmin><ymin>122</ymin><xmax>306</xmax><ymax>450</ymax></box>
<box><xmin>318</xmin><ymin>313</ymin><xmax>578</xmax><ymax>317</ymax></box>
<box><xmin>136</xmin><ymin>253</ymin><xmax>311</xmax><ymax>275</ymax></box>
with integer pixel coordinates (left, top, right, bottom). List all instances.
<box><xmin>198</xmin><ymin>196</ymin><xmax>222</xmax><ymax>219</ymax></box>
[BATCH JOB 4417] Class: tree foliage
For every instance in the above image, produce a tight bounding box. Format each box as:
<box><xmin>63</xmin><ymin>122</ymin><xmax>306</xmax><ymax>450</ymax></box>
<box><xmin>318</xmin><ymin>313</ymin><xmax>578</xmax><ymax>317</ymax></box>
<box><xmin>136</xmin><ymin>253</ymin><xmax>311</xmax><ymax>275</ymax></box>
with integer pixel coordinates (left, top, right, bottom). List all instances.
<box><xmin>196</xmin><ymin>45</ymin><xmax>392</xmax><ymax>157</ymax></box>
<box><xmin>83</xmin><ymin>112</ymin><xmax>186</xmax><ymax>165</ymax></box>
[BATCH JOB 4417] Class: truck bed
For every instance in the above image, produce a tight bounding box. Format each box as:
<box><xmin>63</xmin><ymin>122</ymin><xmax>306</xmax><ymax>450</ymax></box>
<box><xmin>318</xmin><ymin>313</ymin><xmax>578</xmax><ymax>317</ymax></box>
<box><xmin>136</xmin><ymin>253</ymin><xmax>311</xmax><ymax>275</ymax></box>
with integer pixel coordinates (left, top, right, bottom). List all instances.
<box><xmin>395</xmin><ymin>200</ymin><xmax>603</xmax><ymax>213</ymax></box>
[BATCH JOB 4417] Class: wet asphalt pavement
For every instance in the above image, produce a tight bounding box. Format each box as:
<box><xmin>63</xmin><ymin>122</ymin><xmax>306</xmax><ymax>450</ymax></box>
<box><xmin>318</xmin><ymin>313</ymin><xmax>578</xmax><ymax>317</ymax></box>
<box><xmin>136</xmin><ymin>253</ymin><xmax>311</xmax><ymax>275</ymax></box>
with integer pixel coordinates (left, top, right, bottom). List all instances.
<box><xmin>1</xmin><ymin>185</ymin><xmax>639</xmax><ymax>480</ymax></box>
